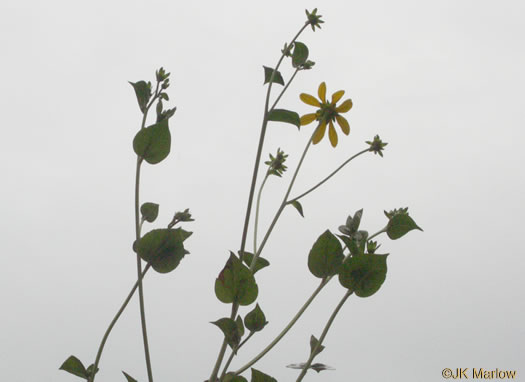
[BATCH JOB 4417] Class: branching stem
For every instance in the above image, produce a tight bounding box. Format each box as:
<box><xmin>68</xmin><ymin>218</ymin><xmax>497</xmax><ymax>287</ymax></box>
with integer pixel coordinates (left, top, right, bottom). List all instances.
<box><xmin>89</xmin><ymin>265</ymin><xmax>151</xmax><ymax>382</ymax></box>
<box><xmin>208</xmin><ymin>23</ymin><xmax>308</xmax><ymax>382</ymax></box>
<box><xmin>296</xmin><ymin>290</ymin><xmax>353</xmax><ymax>382</ymax></box>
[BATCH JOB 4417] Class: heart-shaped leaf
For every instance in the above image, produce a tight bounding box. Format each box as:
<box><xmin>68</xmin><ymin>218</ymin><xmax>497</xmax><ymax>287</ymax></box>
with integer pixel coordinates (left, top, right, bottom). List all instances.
<box><xmin>308</xmin><ymin>230</ymin><xmax>344</xmax><ymax>278</ymax></box>
<box><xmin>244</xmin><ymin>303</ymin><xmax>268</xmax><ymax>332</ymax></box>
<box><xmin>136</xmin><ymin>228</ymin><xmax>192</xmax><ymax>273</ymax></box>
<box><xmin>215</xmin><ymin>252</ymin><xmax>258</xmax><ymax>305</ymax></box>
<box><xmin>338</xmin><ymin>254</ymin><xmax>388</xmax><ymax>297</ymax></box>
<box><xmin>140</xmin><ymin>202</ymin><xmax>159</xmax><ymax>223</ymax></box>
<box><xmin>387</xmin><ymin>214</ymin><xmax>422</xmax><ymax>240</ymax></box>
<box><xmin>292</xmin><ymin>41</ymin><xmax>309</xmax><ymax>68</ymax></box>
<box><xmin>133</xmin><ymin>119</ymin><xmax>171</xmax><ymax>165</ymax></box>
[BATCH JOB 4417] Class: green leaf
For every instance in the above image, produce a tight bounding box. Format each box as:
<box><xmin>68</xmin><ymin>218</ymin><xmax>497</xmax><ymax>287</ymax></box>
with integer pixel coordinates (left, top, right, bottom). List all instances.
<box><xmin>292</xmin><ymin>41</ymin><xmax>309</xmax><ymax>68</ymax></box>
<box><xmin>236</xmin><ymin>315</ymin><xmax>245</xmax><ymax>338</ymax></box>
<box><xmin>338</xmin><ymin>254</ymin><xmax>388</xmax><ymax>297</ymax></box>
<box><xmin>140</xmin><ymin>202</ymin><xmax>159</xmax><ymax>223</ymax></box>
<box><xmin>251</xmin><ymin>368</ymin><xmax>277</xmax><ymax>382</ymax></box>
<box><xmin>387</xmin><ymin>214</ymin><xmax>423</xmax><ymax>240</ymax></box>
<box><xmin>211</xmin><ymin>317</ymin><xmax>242</xmax><ymax>351</ymax></box>
<box><xmin>136</xmin><ymin>228</ymin><xmax>192</xmax><ymax>273</ymax></box>
<box><xmin>133</xmin><ymin>119</ymin><xmax>171</xmax><ymax>165</ymax></box>
<box><xmin>122</xmin><ymin>371</ymin><xmax>138</xmax><ymax>382</ymax></box>
<box><xmin>224</xmin><ymin>374</ymin><xmax>248</xmax><ymax>382</ymax></box>
<box><xmin>267</xmin><ymin>109</ymin><xmax>300</xmax><ymax>129</ymax></box>
<box><xmin>310</xmin><ymin>335</ymin><xmax>325</xmax><ymax>357</ymax></box>
<box><xmin>59</xmin><ymin>356</ymin><xmax>88</xmax><ymax>379</ymax></box>
<box><xmin>215</xmin><ymin>252</ymin><xmax>258</xmax><ymax>305</ymax></box>
<box><xmin>262</xmin><ymin>66</ymin><xmax>285</xmax><ymax>86</ymax></box>
<box><xmin>244</xmin><ymin>303</ymin><xmax>268</xmax><ymax>332</ymax></box>
<box><xmin>240</xmin><ymin>251</ymin><xmax>270</xmax><ymax>273</ymax></box>
<box><xmin>290</xmin><ymin>201</ymin><xmax>304</xmax><ymax>217</ymax></box>
<box><xmin>308</xmin><ymin>230</ymin><xmax>345</xmax><ymax>278</ymax></box>
<box><xmin>129</xmin><ymin>81</ymin><xmax>151</xmax><ymax>113</ymax></box>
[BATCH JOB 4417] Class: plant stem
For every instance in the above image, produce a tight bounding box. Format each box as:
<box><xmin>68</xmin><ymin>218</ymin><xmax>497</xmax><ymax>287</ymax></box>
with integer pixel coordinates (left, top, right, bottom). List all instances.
<box><xmin>253</xmin><ymin>173</ymin><xmax>269</xmax><ymax>256</ymax></box>
<box><xmin>89</xmin><ymin>264</ymin><xmax>151</xmax><ymax>382</ymax></box>
<box><xmin>234</xmin><ymin>278</ymin><xmax>327</xmax><ymax>376</ymax></box>
<box><xmin>219</xmin><ymin>332</ymin><xmax>255</xmax><ymax>381</ymax></box>
<box><xmin>269</xmin><ymin>68</ymin><xmax>300</xmax><ymax>113</ymax></box>
<box><xmin>134</xmin><ymin>84</ymin><xmax>161</xmax><ymax>382</ymax></box>
<box><xmin>296</xmin><ymin>290</ymin><xmax>353</xmax><ymax>382</ymax></box>
<box><xmin>367</xmin><ymin>227</ymin><xmax>387</xmax><ymax>242</ymax></box>
<box><xmin>208</xmin><ymin>24</ymin><xmax>308</xmax><ymax>382</ymax></box>
<box><xmin>249</xmin><ymin>131</ymin><xmax>314</xmax><ymax>273</ymax></box>
<box><xmin>135</xmin><ymin>158</ymin><xmax>154</xmax><ymax>382</ymax></box>
<box><xmin>288</xmin><ymin>148</ymin><xmax>370</xmax><ymax>203</ymax></box>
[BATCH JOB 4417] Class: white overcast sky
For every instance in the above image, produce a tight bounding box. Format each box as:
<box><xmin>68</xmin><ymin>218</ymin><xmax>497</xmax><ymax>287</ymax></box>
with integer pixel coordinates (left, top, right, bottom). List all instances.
<box><xmin>1</xmin><ymin>1</ymin><xmax>524</xmax><ymax>381</ymax></box>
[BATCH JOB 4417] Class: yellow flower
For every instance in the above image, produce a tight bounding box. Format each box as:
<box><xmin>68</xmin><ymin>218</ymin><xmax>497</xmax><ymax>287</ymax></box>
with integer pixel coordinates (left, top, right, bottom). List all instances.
<box><xmin>299</xmin><ymin>82</ymin><xmax>352</xmax><ymax>147</ymax></box>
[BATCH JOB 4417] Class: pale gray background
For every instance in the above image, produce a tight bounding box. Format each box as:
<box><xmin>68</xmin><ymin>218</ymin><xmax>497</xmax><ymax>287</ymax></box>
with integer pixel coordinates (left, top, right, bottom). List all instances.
<box><xmin>1</xmin><ymin>0</ymin><xmax>524</xmax><ymax>381</ymax></box>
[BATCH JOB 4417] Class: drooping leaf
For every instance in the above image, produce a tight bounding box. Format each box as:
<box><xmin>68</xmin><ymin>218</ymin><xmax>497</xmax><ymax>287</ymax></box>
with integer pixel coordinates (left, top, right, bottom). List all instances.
<box><xmin>133</xmin><ymin>119</ymin><xmax>171</xmax><ymax>164</ymax></box>
<box><xmin>308</xmin><ymin>230</ymin><xmax>344</xmax><ymax>278</ymax></box>
<box><xmin>215</xmin><ymin>252</ymin><xmax>258</xmax><ymax>305</ymax></box>
<box><xmin>59</xmin><ymin>356</ymin><xmax>88</xmax><ymax>379</ymax></box>
<box><xmin>262</xmin><ymin>66</ymin><xmax>285</xmax><ymax>86</ymax></box>
<box><xmin>211</xmin><ymin>317</ymin><xmax>242</xmax><ymax>351</ymax></box>
<box><xmin>292</xmin><ymin>41</ymin><xmax>309</xmax><ymax>68</ymax></box>
<box><xmin>290</xmin><ymin>201</ymin><xmax>304</xmax><ymax>217</ymax></box>
<box><xmin>240</xmin><ymin>251</ymin><xmax>270</xmax><ymax>273</ymax></box>
<box><xmin>136</xmin><ymin>228</ymin><xmax>192</xmax><ymax>273</ymax></box>
<box><xmin>244</xmin><ymin>303</ymin><xmax>268</xmax><ymax>332</ymax></box>
<box><xmin>251</xmin><ymin>368</ymin><xmax>277</xmax><ymax>382</ymax></box>
<box><xmin>267</xmin><ymin>109</ymin><xmax>301</xmax><ymax>129</ymax></box>
<box><xmin>387</xmin><ymin>214</ymin><xmax>423</xmax><ymax>240</ymax></box>
<box><xmin>140</xmin><ymin>202</ymin><xmax>159</xmax><ymax>223</ymax></box>
<box><xmin>338</xmin><ymin>254</ymin><xmax>388</xmax><ymax>297</ymax></box>
<box><xmin>122</xmin><ymin>371</ymin><xmax>138</xmax><ymax>382</ymax></box>
<box><xmin>129</xmin><ymin>81</ymin><xmax>151</xmax><ymax>113</ymax></box>
<box><xmin>236</xmin><ymin>315</ymin><xmax>245</xmax><ymax>338</ymax></box>
<box><xmin>224</xmin><ymin>373</ymin><xmax>249</xmax><ymax>382</ymax></box>
<box><xmin>310</xmin><ymin>335</ymin><xmax>325</xmax><ymax>357</ymax></box>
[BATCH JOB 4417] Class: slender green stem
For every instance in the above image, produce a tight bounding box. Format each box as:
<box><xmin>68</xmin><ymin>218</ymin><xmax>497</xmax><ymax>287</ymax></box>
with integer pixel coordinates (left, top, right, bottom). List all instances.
<box><xmin>208</xmin><ymin>24</ymin><xmax>309</xmax><ymax>382</ymax></box>
<box><xmin>367</xmin><ymin>227</ymin><xmax>387</xmax><ymax>242</ymax></box>
<box><xmin>219</xmin><ymin>332</ymin><xmax>255</xmax><ymax>381</ymax></box>
<box><xmin>296</xmin><ymin>290</ymin><xmax>353</xmax><ymax>382</ymax></box>
<box><xmin>288</xmin><ymin>148</ymin><xmax>370</xmax><ymax>203</ymax></box>
<box><xmin>269</xmin><ymin>68</ymin><xmax>300</xmax><ymax>113</ymax></box>
<box><xmin>249</xmin><ymin>130</ymin><xmax>315</xmax><ymax>273</ymax></box>
<box><xmin>254</xmin><ymin>173</ymin><xmax>270</xmax><ymax>256</ymax></box>
<box><xmin>134</xmin><ymin>83</ymin><xmax>161</xmax><ymax>382</ymax></box>
<box><xmin>135</xmin><ymin>158</ymin><xmax>154</xmax><ymax>382</ymax></box>
<box><xmin>89</xmin><ymin>264</ymin><xmax>151</xmax><ymax>382</ymax></box>
<box><xmin>234</xmin><ymin>279</ymin><xmax>327</xmax><ymax>376</ymax></box>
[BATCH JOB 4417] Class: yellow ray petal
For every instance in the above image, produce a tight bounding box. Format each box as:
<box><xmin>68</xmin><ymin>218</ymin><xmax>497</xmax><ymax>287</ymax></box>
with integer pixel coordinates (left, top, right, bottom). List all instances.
<box><xmin>318</xmin><ymin>82</ymin><xmax>326</xmax><ymax>103</ymax></box>
<box><xmin>300</xmin><ymin>113</ymin><xmax>317</xmax><ymax>126</ymax></box>
<box><xmin>336</xmin><ymin>99</ymin><xmax>353</xmax><ymax>113</ymax></box>
<box><xmin>300</xmin><ymin>93</ymin><xmax>321</xmax><ymax>107</ymax></box>
<box><xmin>312</xmin><ymin>121</ymin><xmax>326</xmax><ymax>144</ymax></box>
<box><xmin>336</xmin><ymin>115</ymin><xmax>350</xmax><ymax>135</ymax></box>
<box><xmin>331</xmin><ymin>90</ymin><xmax>345</xmax><ymax>104</ymax></box>
<box><xmin>328</xmin><ymin>121</ymin><xmax>338</xmax><ymax>147</ymax></box>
